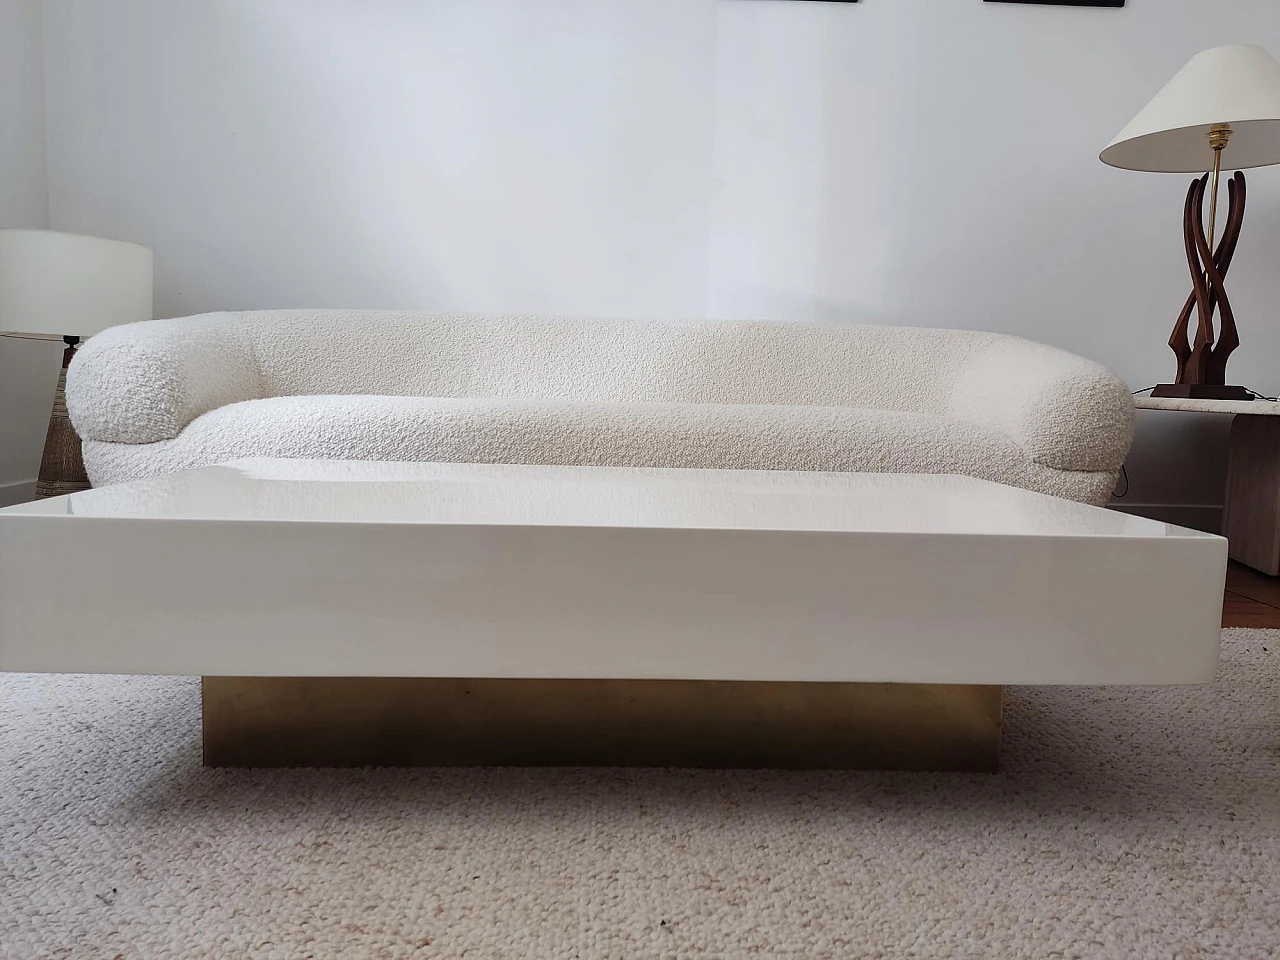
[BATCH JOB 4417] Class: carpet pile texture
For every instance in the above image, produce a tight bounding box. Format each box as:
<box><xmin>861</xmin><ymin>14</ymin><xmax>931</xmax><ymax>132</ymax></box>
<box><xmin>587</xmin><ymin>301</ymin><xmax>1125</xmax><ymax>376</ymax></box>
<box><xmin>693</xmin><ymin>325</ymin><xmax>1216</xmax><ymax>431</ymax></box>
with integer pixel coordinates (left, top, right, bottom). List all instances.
<box><xmin>2</xmin><ymin>629</ymin><xmax>1277</xmax><ymax>959</ymax></box>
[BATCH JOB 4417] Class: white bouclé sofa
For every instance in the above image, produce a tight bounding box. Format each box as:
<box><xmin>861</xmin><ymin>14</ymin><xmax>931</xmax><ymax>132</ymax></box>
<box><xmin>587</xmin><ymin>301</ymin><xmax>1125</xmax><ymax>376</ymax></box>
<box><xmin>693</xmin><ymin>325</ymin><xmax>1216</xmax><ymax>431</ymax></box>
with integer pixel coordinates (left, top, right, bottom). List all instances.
<box><xmin>65</xmin><ymin>311</ymin><xmax>1134</xmax><ymax>505</ymax></box>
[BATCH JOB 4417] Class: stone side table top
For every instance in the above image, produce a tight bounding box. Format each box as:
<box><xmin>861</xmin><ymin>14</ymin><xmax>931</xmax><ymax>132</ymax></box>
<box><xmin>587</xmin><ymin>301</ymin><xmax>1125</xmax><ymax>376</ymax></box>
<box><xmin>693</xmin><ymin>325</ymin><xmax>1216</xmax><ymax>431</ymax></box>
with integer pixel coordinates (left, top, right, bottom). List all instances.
<box><xmin>1134</xmin><ymin>396</ymin><xmax>1280</xmax><ymax>415</ymax></box>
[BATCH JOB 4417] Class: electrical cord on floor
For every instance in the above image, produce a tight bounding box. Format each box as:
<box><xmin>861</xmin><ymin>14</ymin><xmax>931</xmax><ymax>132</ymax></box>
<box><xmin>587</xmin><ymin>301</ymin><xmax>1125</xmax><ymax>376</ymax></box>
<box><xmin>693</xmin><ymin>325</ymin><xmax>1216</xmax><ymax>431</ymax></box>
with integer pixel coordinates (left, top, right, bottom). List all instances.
<box><xmin>1132</xmin><ymin>386</ymin><xmax>1157</xmax><ymax>395</ymax></box>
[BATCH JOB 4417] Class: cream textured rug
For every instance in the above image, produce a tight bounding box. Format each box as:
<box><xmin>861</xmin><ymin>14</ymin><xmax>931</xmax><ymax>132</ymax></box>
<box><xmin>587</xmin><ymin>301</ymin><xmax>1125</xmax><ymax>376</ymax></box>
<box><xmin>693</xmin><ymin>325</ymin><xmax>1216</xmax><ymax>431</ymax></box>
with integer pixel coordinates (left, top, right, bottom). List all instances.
<box><xmin>2</xmin><ymin>630</ymin><xmax>1278</xmax><ymax>960</ymax></box>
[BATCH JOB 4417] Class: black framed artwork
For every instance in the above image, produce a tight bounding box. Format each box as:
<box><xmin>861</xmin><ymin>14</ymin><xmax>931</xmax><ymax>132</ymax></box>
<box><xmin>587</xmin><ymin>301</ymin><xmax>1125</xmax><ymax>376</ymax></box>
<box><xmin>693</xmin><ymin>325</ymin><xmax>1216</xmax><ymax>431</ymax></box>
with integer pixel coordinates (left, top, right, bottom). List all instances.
<box><xmin>770</xmin><ymin>0</ymin><xmax>1127</xmax><ymax>5</ymax></box>
<box><xmin>768</xmin><ymin>0</ymin><xmax>1128</xmax><ymax>6</ymax></box>
<box><xmin>985</xmin><ymin>0</ymin><xmax>1124</xmax><ymax>6</ymax></box>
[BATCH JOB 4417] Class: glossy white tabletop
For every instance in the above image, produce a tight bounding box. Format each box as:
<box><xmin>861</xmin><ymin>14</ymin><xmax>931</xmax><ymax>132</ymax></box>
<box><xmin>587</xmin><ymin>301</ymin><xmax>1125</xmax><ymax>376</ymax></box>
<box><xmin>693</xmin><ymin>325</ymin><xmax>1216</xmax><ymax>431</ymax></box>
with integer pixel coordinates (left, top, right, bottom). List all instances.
<box><xmin>5</xmin><ymin>457</ymin><xmax>1210</xmax><ymax>540</ymax></box>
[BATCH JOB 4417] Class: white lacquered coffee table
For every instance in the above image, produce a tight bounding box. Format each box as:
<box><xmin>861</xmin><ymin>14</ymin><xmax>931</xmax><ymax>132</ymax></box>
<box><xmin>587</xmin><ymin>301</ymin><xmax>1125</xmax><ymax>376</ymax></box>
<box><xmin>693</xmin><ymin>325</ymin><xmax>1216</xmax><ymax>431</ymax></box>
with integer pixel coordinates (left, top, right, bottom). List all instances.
<box><xmin>0</xmin><ymin>458</ymin><xmax>1226</xmax><ymax>771</ymax></box>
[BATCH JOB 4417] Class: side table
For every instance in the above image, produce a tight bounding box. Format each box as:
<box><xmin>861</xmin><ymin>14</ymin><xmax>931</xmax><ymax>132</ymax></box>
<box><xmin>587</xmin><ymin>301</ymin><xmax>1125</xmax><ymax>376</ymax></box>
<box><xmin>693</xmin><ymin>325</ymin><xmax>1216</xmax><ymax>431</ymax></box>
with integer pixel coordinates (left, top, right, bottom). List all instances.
<box><xmin>1135</xmin><ymin>395</ymin><xmax>1280</xmax><ymax>574</ymax></box>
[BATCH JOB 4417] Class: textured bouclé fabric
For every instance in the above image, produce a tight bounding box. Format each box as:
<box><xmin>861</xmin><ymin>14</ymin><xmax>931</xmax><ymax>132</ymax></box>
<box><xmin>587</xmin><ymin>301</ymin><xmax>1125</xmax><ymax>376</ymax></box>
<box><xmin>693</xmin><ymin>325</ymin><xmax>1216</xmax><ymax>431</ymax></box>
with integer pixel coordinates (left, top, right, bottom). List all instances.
<box><xmin>66</xmin><ymin>311</ymin><xmax>1134</xmax><ymax>504</ymax></box>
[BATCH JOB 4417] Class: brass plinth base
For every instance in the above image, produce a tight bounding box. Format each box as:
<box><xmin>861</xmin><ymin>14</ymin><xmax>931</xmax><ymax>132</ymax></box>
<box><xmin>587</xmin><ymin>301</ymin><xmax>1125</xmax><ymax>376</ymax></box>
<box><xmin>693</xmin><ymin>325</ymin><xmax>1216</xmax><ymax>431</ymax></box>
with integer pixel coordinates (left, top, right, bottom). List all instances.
<box><xmin>202</xmin><ymin>677</ymin><xmax>1003</xmax><ymax>771</ymax></box>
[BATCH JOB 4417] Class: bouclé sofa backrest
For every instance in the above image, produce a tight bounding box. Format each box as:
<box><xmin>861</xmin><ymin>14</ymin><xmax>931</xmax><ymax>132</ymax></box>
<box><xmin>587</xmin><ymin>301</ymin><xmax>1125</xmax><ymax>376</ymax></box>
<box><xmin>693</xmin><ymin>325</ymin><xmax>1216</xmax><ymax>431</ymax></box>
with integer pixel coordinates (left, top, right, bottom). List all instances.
<box><xmin>226</xmin><ymin>310</ymin><xmax>995</xmax><ymax>412</ymax></box>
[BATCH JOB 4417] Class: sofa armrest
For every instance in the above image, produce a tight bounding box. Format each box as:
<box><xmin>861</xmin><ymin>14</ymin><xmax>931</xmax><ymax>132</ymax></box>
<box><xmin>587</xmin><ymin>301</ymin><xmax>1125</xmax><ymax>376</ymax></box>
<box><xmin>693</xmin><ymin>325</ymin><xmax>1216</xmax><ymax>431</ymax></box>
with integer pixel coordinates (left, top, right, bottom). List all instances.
<box><xmin>67</xmin><ymin>313</ymin><xmax>262</xmax><ymax>444</ymax></box>
<box><xmin>947</xmin><ymin>336</ymin><xmax>1134</xmax><ymax>473</ymax></box>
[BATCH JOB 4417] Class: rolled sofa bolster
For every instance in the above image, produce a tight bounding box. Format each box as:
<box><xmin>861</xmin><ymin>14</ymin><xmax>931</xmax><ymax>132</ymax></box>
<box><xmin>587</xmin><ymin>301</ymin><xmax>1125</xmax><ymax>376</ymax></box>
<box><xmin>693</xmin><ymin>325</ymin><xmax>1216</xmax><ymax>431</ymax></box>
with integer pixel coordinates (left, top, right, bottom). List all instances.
<box><xmin>947</xmin><ymin>338</ymin><xmax>1135</xmax><ymax>473</ymax></box>
<box><xmin>1013</xmin><ymin>373</ymin><xmax>1136</xmax><ymax>473</ymax></box>
<box><xmin>67</xmin><ymin>315</ymin><xmax>261</xmax><ymax>445</ymax></box>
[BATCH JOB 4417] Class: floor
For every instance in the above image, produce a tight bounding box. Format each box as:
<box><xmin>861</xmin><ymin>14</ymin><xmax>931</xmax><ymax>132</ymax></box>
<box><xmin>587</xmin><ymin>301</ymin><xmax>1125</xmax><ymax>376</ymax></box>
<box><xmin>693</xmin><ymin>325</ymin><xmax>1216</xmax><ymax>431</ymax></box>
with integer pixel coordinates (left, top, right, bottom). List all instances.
<box><xmin>1223</xmin><ymin>560</ymin><xmax>1280</xmax><ymax>627</ymax></box>
<box><xmin>4</xmin><ymin>629</ymin><xmax>1279</xmax><ymax>958</ymax></box>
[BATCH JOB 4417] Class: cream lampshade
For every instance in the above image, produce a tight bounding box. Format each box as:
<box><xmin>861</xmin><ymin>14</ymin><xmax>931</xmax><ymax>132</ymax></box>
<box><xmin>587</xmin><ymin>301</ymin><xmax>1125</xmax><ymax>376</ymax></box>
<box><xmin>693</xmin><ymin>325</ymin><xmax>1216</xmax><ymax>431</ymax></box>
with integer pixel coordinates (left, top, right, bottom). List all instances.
<box><xmin>1102</xmin><ymin>45</ymin><xmax>1280</xmax><ymax>173</ymax></box>
<box><xmin>0</xmin><ymin>229</ymin><xmax>153</xmax><ymax>338</ymax></box>
<box><xmin>1101</xmin><ymin>45</ymin><xmax>1280</xmax><ymax>401</ymax></box>
<box><xmin>0</xmin><ymin>229</ymin><xmax>153</xmax><ymax>498</ymax></box>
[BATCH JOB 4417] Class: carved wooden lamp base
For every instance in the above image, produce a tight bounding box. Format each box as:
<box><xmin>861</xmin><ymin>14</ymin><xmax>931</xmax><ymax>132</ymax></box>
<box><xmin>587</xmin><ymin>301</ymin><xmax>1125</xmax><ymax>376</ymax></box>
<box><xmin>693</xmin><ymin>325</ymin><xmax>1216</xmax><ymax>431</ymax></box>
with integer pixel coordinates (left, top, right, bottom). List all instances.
<box><xmin>1155</xmin><ymin>136</ymin><xmax>1252</xmax><ymax>401</ymax></box>
<box><xmin>1151</xmin><ymin>383</ymin><xmax>1253</xmax><ymax>401</ymax></box>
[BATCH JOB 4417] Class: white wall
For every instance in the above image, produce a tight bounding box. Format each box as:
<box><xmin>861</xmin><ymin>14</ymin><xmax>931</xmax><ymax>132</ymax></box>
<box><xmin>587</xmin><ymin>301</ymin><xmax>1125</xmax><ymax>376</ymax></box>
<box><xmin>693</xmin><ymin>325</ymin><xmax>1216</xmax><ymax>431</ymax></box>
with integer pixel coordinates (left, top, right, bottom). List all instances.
<box><xmin>0</xmin><ymin>0</ymin><xmax>59</xmax><ymax>503</ymax></box>
<box><xmin>39</xmin><ymin>0</ymin><xmax>1280</xmax><ymax>522</ymax></box>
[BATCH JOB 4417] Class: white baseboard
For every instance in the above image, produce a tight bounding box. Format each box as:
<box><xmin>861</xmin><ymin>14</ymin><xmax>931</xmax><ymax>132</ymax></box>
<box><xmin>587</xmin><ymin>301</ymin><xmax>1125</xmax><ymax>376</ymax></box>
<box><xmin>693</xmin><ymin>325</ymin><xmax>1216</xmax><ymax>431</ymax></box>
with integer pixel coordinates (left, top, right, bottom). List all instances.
<box><xmin>1109</xmin><ymin>501</ymin><xmax>1223</xmax><ymax>534</ymax></box>
<box><xmin>0</xmin><ymin>479</ymin><xmax>37</xmax><ymax>507</ymax></box>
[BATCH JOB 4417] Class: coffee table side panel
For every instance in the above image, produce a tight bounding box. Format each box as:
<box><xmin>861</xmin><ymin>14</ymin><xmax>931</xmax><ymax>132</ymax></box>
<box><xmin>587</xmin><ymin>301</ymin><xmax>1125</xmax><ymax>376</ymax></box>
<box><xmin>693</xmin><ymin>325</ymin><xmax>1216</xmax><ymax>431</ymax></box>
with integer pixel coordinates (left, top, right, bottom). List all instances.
<box><xmin>0</xmin><ymin>515</ymin><xmax>1225</xmax><ymax>685</ymax></box>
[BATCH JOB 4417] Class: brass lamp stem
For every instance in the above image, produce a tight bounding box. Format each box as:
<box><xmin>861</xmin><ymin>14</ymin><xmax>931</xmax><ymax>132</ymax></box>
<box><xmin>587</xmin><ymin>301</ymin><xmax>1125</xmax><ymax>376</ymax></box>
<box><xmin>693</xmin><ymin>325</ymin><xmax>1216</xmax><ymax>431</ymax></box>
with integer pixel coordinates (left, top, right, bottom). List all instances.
<box><xmin>1206</xmin><ymin>123</ymin><xmax>1233</xmax><ymax>254</ymax></box>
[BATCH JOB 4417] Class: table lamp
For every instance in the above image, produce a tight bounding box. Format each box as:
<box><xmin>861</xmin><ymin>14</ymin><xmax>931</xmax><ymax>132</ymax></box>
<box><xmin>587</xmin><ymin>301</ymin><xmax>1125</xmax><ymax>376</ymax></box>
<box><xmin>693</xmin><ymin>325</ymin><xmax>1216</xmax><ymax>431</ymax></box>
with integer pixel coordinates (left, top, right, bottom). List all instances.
<box><xmin>0</xmin><ymin>229</ymin><xmax>153</xmax><ymax>498</ymax></box>
<box><xmin>1102</xmin><ymin>44</ymin><xmax>1280</xmax><ymax>401</ymax></box>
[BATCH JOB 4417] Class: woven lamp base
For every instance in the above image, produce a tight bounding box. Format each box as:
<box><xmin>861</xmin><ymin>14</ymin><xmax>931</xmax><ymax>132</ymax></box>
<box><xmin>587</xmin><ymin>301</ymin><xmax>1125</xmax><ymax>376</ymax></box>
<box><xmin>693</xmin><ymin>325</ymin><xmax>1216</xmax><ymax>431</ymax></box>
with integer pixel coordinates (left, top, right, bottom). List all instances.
<box><xmin>34</xmin><ymin>339</ymin><xmax>90</xmax><ymax>500</ymax></box>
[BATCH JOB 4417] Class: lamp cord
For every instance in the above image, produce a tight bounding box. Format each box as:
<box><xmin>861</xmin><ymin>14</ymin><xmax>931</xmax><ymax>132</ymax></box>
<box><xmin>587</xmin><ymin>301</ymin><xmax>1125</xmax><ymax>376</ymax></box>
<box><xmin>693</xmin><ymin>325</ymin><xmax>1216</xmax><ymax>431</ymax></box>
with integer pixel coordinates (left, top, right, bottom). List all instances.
<box><xmin>1112</xmin><ymin>465</ymin><xmax>1129</xmax><ymax>499</ymax></box>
